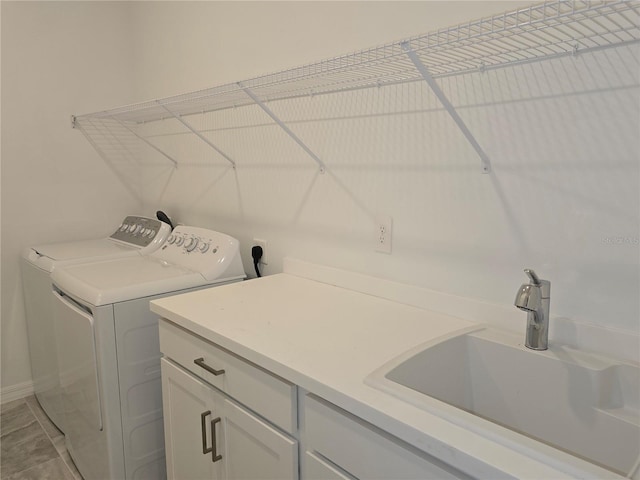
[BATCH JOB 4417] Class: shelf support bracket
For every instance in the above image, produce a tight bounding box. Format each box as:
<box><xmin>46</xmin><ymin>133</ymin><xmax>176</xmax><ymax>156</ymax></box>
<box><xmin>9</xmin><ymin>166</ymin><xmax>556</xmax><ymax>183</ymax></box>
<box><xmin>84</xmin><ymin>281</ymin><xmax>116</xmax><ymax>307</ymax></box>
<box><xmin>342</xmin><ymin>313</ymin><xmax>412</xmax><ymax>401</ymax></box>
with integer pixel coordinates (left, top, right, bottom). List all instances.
<box><xmin>239</xmin><ymin>83</ymin><xmax>326</xmax><ymax>174</ymax></box>
<box><xmin>113</xmin><ymin>118</ymin><xmax>179</xmax><ymax>169</ymax></box>
<box><xmin>402</xmin><ymin>42</ymin><xmax>491</xmax><ymax>174</ymax></box>
<box><xmin>158</xmin><ymin>102</ymin><xmax>236</xmax><ymax>169</ymax></box>
<box><xmin>73</xmin><ymin>118</ymin><xmax>143</xmax><ymax>203</ymax></box>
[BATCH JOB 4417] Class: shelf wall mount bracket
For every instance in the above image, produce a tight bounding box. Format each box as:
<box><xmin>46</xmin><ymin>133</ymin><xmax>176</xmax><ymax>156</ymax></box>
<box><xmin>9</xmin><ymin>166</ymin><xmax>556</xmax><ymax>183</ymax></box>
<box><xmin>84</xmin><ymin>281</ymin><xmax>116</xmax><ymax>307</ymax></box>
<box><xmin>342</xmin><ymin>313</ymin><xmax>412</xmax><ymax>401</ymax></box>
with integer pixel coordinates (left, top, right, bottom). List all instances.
<box><xmin>402</xmin><ymin>42</ymin><xmax>491</xmax><ymax>174</ymax></box>
<box><xmin>158</xmin><ymin>102</ymin><xmax>237</xmax><ymax>169</ymax></box>
<box><xmin>239</xmin><ymin>83</ymin><xmax>326</xmax><ymax>174</ymax></box>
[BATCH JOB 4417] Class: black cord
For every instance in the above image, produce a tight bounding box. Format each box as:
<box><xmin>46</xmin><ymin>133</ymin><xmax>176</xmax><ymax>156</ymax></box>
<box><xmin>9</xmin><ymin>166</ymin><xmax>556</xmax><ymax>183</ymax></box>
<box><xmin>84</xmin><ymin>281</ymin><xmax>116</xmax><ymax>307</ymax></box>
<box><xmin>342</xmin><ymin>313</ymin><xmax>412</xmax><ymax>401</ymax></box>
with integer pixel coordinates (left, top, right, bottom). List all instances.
<box><xmin>156</xmin><ymin>210</ymin><xmax>174</xmax><ymax>230</ymax></box>
<box><xmin>251</xmin><ymin>246</ymin><xmax>263</xmax><ymax>278</ymax></box>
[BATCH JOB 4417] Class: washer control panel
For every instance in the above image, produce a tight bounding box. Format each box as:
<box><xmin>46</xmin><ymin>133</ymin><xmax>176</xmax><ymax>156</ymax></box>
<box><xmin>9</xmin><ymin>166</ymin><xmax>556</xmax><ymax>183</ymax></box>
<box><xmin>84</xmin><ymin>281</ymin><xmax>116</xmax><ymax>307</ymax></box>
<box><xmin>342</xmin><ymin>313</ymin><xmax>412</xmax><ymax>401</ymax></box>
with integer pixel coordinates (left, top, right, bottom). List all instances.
<box><xmin>152</xmin><ymin>226</ymin><xmax>241</xmax><ymax>278</ymax></box>
<box><xmin>110</xmin><ymin>216</ymin><xmax>169</xmax><ymax>248</ymax></box>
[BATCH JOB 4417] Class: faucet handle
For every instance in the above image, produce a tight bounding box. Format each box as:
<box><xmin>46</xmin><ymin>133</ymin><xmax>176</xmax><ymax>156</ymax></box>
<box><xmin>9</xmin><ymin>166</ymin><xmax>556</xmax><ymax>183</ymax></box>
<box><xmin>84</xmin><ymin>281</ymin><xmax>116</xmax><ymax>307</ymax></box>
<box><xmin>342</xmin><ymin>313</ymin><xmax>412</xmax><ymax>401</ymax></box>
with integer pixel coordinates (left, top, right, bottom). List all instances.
<box><xmin>524</xmin><ymin>269</ymin><xmax>541</xmax><ymax>285</ymax></box>
<box><xmin>523</xmin><ymin>268</ymin><xmax>550</xmax><ymax>298</ymax></box>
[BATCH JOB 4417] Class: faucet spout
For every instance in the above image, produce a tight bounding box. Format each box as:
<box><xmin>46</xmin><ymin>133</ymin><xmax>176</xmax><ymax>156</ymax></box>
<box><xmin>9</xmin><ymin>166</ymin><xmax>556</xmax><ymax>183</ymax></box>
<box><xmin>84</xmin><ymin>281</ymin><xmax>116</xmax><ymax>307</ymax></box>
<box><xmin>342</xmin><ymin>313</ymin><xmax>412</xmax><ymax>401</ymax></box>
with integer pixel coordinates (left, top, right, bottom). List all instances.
<box><xmin>514</xmin><ymin>269</ymin><xmax>551</xmax><ymax>350</ymax></box>
<box><xmin>514</xmin><ymin>283</ymin><xmax>541</xmax><ymax>312</ymax></box>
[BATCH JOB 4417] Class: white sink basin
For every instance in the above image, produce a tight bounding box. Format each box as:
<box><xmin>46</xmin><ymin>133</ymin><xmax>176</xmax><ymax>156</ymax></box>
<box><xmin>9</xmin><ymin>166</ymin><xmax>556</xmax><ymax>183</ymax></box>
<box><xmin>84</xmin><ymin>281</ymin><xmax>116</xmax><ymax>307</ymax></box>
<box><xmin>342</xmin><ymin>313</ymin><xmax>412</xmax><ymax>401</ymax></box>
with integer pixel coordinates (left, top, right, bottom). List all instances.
<box><xmin>366</xmin><ymin>326</ymin><xmax>640</xmax><ymax>477</ymax></box>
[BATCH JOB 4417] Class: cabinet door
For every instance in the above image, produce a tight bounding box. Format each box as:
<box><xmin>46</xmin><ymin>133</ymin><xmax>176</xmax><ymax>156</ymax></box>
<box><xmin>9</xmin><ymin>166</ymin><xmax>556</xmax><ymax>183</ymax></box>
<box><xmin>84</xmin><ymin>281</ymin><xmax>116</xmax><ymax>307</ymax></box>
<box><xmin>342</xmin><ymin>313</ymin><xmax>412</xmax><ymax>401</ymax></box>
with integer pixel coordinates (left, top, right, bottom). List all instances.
<box><xmin>162</xmin><ymin>358</ymin><xmax>298</xmax><ymax>480</ymax></box>
<box><xmin>161</xmin><ymin>359</ymin><xmax>222</xmax><ymax>480</ymax></box>
<box><xmin>222</xmin><ymin>398</ymin><xmax>298</xmax><ymax>480</ymax></box>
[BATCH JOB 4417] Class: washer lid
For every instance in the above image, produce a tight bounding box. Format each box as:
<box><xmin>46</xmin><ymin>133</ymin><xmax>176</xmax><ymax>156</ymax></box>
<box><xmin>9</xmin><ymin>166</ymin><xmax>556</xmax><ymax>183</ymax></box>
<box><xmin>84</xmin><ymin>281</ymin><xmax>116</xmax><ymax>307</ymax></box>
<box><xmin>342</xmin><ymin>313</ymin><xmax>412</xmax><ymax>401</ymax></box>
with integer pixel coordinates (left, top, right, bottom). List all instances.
<box><xmin>51</xmin><ymin>255</ymin><xmax>217</xmax><ymax>306</ymax></box>
<box><xmin>32</xmin><ymin>238</ymin><xmax>136</xmax><ymax>261</ymax></box>
<box><xmin>22</xmin><ymin>216</ymin><xmax>172</xmax><ymax>273</ymax></box>
<box><xmin>24</xmin><ymin>239</ymin><xmax>139</xmax><ymax>273</ymax></box>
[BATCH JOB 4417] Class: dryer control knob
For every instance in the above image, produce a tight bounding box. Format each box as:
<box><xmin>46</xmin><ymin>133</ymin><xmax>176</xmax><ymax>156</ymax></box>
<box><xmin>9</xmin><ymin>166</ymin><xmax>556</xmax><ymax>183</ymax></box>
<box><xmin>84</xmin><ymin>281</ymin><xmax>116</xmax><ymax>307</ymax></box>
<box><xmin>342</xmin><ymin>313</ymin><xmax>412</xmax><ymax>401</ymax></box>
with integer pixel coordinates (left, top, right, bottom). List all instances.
<box><xmin>175</xmin><ymin>236</ymin><xmax>185</xmax><ymax>246</ymax></box>
<box><xmin>167</xmin><ymin>235</ymin><xmax>176</xmax><ymax>244</ymax></box>
<box><xmin>199</xmin><ymin>243</ymin><xmax>210</xmax><ymax>254</ymax></box>
<box><xmin>185</xmin><ymin>237</ymin><xmax>199</xmax><ymax>252</ymax></box>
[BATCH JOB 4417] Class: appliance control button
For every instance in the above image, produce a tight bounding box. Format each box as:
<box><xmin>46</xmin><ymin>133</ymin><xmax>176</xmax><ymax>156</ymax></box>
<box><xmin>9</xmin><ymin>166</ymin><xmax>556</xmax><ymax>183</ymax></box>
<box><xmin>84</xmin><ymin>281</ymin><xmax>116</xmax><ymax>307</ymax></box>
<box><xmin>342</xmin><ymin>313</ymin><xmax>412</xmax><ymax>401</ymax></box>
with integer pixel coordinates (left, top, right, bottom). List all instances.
<box><xmin>185</xmin><ymin>237</ymin><xmax>198</xmax><ymax>252</ymax></box>
<box><xmin>199</xmin><ymin>243</ymin><xmax>210</xmax><ymax>254</ymax></box>
<box><xmin>133</xmin><ymin>225</ymin><xmax>143</xmax><ymax>235</ymax></box>
<box><xmin>175</xmin><ymin>236</ymin><xmax>185</xmax><ymax>246</ymax></box>
<box><xmin>147</xmin><ymin>229</ymin><xmax>156</xmax><ymax>238</ymax></box>
<box><xmin>119</xmin><ymin>224</ymin><xmax>128</xmax><ymax>232</ymax></box>
<box><xmin>127</xmin><ymin>224</ymin><xmax>138</xmax><ymax>233</ymax></box>
<box><xmin>167</xmin><ymin>235</ymin><xmax>176</xmax><ymax>244</ymax></box>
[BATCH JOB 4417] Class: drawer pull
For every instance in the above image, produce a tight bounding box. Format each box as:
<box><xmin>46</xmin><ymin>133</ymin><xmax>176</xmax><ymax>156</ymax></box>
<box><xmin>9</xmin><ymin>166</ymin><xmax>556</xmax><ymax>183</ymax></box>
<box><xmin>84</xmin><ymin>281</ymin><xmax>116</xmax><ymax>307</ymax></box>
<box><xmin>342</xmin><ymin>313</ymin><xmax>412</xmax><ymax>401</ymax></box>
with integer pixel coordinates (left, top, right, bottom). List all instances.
<box><xmin>200</xmin><ymin>410</ymin><xmax>212</xmax><ymax>455</ymax></box>
<box><xmin>194</xmin><ymin>357</ymin><xmax>225</xmax><ymax>376</ymax></box>
<box><xmin>211</xmin><ymin>417</ymin><xmax>222</xmax><ymax>462</ymax></box>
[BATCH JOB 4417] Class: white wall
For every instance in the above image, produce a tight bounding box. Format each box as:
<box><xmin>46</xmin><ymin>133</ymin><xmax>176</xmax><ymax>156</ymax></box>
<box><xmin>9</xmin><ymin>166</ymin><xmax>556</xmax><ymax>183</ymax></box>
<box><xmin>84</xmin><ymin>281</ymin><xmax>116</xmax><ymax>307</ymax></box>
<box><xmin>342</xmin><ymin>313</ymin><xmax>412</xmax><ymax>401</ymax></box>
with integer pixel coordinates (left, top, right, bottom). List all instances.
<box><xmin>1</xmin><ymin>2</ymin><xmax>142</xmax><ymax>395</ymax></box>
<box><xmin>129</xmin><ymin>1</ymin><xmax>527</xmax><ymax>97</ymax></box>
<box><xmin>1</xmin><ymin>1</ymin><xmax>638</xmax><ymax>395</ymax></box>
<box><xmin>130</xmin><ymin>2</ymin><xmax>639</xmax><ymax>336</ymax></box>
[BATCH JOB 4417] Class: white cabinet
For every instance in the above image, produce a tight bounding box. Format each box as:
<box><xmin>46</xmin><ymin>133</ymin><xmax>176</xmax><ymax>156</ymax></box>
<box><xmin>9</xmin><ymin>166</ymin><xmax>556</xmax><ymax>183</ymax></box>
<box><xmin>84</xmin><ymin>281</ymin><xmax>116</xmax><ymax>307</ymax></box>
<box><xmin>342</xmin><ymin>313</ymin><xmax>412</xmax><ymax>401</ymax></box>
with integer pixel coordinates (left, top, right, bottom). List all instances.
<box><xmin>159</xmin><ymin>319</ymin><xmax>297</xmax><ymax>433</ymax></box>
<box><xmin>158</xmin><ymin>314</ymin><xmax>468</xmax><ymax>480</ymax></box>
<box><xmin>162</xmin><ymin>358</ymin><xmax>218</xmax><ymax>480</ymax></box>
<box><xmin>302</xmin><ymin>394</ymin><xmax>469</xmax><ymax>480</ymax></box>
<box><xmin>159</xmin><ymin>320</ymin><xmax>298</xmax><ymax>480</ymax></box>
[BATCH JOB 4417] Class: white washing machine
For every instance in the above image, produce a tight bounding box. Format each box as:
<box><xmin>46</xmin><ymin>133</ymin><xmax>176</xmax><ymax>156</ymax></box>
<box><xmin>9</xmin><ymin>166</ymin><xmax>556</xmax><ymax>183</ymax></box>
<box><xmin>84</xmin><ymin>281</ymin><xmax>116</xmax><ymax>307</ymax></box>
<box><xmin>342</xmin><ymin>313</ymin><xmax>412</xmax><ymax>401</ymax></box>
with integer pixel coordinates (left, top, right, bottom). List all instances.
<box><xmin>50</xmin><ymin>226</ymin><xmax>246</xmax><ymax>480</ymax></box>
<box><xmin>21</xmin><ymin>215</ymin><xmax>171</xmax><ymax>431</ymax></box>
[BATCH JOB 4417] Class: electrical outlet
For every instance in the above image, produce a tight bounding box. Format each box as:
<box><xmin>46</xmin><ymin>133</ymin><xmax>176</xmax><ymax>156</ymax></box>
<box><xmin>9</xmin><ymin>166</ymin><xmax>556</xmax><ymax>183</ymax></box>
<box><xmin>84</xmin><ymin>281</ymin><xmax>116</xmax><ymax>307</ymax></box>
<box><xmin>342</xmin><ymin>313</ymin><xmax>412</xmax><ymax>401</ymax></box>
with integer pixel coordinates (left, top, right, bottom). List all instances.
<box><xmin>375</xmin><ymin>215</ymin><xmax>392</xmax><ymax>254</ymax></box>
<box><xmin>253</xmin><ymin>238</ymin><xmax>268</xmax><ymax>265</ymax></box>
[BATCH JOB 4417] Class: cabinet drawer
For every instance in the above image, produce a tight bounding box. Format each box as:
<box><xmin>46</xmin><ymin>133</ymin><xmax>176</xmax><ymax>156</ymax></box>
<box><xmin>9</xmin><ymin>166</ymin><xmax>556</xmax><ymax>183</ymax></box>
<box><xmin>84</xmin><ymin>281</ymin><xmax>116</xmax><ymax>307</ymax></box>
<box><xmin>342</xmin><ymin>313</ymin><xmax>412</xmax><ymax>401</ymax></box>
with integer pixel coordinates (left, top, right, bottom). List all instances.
<box><xmin>303</xmin><ymin>451</ymin><xmax>355</xmax><ymax>480</ymax></box>
<box><xmin>159</xmin><ymin>319</ymin><xmax>297</xmax><ymax>434</ymax></box>
<box><xmin>304</xmin><ymin>395</ymin><xmax>468</xmax><ymax>480</ymax></box>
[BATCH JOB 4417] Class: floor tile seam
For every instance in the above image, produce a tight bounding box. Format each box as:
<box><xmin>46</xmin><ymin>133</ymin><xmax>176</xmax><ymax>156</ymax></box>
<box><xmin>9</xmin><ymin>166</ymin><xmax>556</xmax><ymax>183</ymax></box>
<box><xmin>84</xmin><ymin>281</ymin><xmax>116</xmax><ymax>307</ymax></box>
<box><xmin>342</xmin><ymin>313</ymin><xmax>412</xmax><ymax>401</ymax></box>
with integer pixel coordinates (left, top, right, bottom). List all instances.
<box><xmin>58</xmin><ymin>457</ymin><xmax>78</xmax><ymax>480</ymax></box>
<box><xmin>23</xmin><ymin>399</ymin><xmax>79</xmax><ymax>479</ymax></box>
<box><xmin>24</xmin><ymin>399</ymin><xmax>57</xmax><ymax>445</ymax></box>
<box><xmin>0</xmin><ymin>401</ymin><xmax>33</xmax><ymax>422</ymax></box>
<box><xmin>0</xmin><ymin>398</ymin><xmax>31</xmax><ymax>436</ymax></box>
<box><xmin>4</xmin><ymin>456</ymin><xmax>60</xmax><ymax>480</ymax></box>
<box><xmin>25</xmin><ymin>400</ymin><xmax>74</xmax><ymax>478</ymax></box>
<box><xmin>0</xmin><ymin>416</ymin><xmax>40</xmax><ymax>440</ymax></box>
<box><xmin>0</xmin><ymin>399</ymin><xmax>26</xmax><ymax>414</ymax></box>
<box><xmin>59</xmin><ymin>452</ymin><xmax>81</xmax><ymax>480</ymax></box>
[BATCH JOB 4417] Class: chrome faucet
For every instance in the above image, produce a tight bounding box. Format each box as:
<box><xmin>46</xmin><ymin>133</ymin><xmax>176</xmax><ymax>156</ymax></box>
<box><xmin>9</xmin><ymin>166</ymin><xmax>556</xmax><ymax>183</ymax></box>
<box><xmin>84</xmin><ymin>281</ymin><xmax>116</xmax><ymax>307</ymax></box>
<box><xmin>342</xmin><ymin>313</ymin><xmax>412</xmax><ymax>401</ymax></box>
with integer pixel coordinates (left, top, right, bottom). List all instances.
<box><xmin>514</xmin><ymin>269</ymin><xmax>551</xmax><ymax>350</ymax></box>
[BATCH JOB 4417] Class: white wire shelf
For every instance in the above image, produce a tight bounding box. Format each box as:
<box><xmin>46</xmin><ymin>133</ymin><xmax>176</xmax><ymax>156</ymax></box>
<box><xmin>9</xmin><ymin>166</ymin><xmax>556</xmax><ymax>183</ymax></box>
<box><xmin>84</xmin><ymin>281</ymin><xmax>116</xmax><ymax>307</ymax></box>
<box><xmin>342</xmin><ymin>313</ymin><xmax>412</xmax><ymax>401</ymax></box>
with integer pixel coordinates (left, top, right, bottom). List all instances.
<box><xmin>73</xmin><ymin>0</ymin><xmax>640</xmax><ymax>176</ymax></box>
<box><xmin>74</xmin><ymin>0</ymin><xmax>639</xmax><ymax>125</ymax></box>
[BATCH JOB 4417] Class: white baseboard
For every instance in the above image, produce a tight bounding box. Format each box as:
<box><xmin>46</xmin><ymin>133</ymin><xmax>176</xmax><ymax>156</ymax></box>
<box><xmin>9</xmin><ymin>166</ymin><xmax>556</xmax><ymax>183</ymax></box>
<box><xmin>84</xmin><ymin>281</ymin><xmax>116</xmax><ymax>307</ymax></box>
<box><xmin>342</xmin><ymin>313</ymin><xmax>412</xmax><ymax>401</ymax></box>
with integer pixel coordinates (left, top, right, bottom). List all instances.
<box><xmin>1</xmin><ymin>380</ymin><xmax>34</xmax><ymax>405</ymax></box>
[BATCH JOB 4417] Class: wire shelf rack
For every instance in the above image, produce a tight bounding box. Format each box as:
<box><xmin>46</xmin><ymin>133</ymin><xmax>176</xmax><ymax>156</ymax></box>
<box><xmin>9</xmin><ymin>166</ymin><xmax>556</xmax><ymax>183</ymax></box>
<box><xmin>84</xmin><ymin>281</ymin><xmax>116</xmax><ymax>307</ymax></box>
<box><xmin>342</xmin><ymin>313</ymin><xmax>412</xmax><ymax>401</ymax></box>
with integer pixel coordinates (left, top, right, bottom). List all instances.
<box><xmin>75</xmin><ymin>0</ymin><xmax>639</xmax><ymax>125</ymax></box>
<box><xmin>73</xmin><ymin>0</ymin><xmax>639</xmax><ymax>174</ymax></box>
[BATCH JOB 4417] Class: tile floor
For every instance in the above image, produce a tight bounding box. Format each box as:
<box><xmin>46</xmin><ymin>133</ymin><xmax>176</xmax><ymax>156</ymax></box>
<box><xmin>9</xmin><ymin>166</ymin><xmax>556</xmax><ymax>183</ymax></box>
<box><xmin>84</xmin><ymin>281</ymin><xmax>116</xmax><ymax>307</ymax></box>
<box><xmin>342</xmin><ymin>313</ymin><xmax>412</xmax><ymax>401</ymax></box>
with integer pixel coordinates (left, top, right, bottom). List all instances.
<box><xmin>1</xmin><ymin>396</ymin><xmax>81</xmax><ymax>479</ymax></box>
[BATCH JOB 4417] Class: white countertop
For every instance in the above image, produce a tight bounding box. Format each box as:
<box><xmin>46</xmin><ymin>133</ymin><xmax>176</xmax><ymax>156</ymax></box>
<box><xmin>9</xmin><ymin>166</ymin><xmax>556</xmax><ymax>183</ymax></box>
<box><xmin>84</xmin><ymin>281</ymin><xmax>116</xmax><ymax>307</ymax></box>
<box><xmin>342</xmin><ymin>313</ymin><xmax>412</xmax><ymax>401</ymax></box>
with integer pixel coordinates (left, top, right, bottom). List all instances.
<box><xmin>150</xmin><ymin>273</ymin><xmax>620</xmax><ymax>480</ymax></box>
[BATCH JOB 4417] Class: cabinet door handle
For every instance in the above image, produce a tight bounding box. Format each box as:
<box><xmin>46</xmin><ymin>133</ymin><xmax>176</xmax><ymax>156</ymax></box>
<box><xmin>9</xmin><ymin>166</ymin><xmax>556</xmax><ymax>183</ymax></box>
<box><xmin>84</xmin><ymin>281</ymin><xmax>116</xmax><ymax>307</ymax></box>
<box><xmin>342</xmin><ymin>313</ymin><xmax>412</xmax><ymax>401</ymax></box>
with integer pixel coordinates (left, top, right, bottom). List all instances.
<box><xmin>210</xmin><ymin>417</ymin><xmax>222</xmax><ymax>462</ymax></box>
<box><xmin>200</xmin><ymin>410</ymin><xmax>212</xmax><ymax>454</ymax></box>
<box><xmin>194</xmin><ymin>357</ymin><xmax>225</xmax><ymax>376</ymax></box>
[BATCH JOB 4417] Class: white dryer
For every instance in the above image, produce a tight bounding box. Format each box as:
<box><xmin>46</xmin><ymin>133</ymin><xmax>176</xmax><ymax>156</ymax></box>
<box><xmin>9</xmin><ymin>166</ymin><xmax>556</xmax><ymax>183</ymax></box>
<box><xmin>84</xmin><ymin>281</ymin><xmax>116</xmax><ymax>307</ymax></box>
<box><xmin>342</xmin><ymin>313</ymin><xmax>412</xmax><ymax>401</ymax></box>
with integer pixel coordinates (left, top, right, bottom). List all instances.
<box><xmin>50</xmin><ymin>226</ymin><xmax>246</xmax><ymax>480</ymax></box>
<box><xmin>21</xmin><ymin>216</ymin><xmax>171</xmax><ymax>431</ymax></box>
